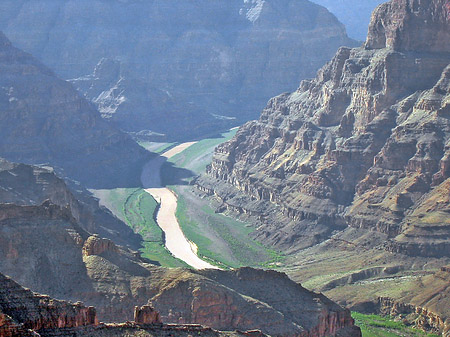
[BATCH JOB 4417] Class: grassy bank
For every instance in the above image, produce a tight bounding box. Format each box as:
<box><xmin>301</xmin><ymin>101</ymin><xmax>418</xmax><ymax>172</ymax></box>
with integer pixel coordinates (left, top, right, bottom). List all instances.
<box><xmin>168</xmin><ymin>128</ymin><xmax>238</xmax><ymax>177</ymax></box>
<box><xmin>352</xmin><ymin>312</ymin><xmax>439</xmax><ymax>337</ymax></box>
<box><xmin>174</xmin><ymin>189</ymin><xmax>284</xmax><ymax>269</ymax></box>
<box><xmin>91</xmin><ymin>188</ymin><xmax>186</xmax><ymax>268</ymax></box>
<box><xmin>163</xmin><ymin>128</ymin><xmax>285</xmax><ymax>269</ymax></box>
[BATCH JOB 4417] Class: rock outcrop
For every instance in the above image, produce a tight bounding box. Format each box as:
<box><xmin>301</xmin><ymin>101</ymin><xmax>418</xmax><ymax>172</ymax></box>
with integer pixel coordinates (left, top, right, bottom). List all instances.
<box><xmin>198</xmin><ymin>1</ymin><xmax>450</xmax><ymax>334</ymax></box>
<box><xmin>199</xmin><ymin>0</ymin><xmax>450</xmax><ymax>255</ymax></box>
<box><xmin>82</xmin><ymin>235</ymin><xmax>119</xmax><ymax>257</ymax></box>
<box><xmin>149</xmin><ymin>267</ymin><xmax>361</xmax><ymax>337</ymax></box>
<box><xmin>0</xmin><ymin>272</ymin><xmax>97</xmax><ymax>336</ymax></box>
<box><xmin>0</xmin><ymin>32</ymin><xmax>148</xmax><ymax>188</ymax></box>
<box><xmin>134</xmin><ymin>306</ymin><xmax>161</xmax><ymax>325</ymax></box>
<box><xmin>0</xmin><ymin>272</ymin><xmax>256</xmax><ymax>336</ymax></box>
<box><xmin>0</xmin><ymin>159</ymin><xmax>360</xmax><ymax>336</ymax></box>
<box><xmin>0</xmin><ymin>158</ymin><xmax>141</xmax><ymax>248</ymax></box>
<box><xmin>0</xmin><ymin>0</ymin><xmax>357</xmax><ymax>140</ymax></box>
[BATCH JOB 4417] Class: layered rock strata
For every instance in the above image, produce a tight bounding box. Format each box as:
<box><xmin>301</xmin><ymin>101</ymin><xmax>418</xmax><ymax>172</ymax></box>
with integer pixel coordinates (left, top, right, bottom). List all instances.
<box><xmin>0</xmin><ymin>272</ymin><xmax>97</xmax><ymax>336</ymax></box>
<box><xmin>0</xmin><ymin>158</ymin><xmax>141</xmax><ymax>248</ymax></box>
<box><xmin>149</xmin><ymin>267</ymin><xmax>361</xmax><ymax>337</ymax></box>
<box><xmin>0</xmin><ymin>160</ymin><xmax>360</xmax><ymax>336</ymax></box>
<box><xmin>0</xmin><ymin>272</ymin><xmax>250</xmax><ymax>337</ymax></box>
<box><xmin>199</xmin><ymin>0</ymin><xmax>450</xmax><ymax>255</ymax></box>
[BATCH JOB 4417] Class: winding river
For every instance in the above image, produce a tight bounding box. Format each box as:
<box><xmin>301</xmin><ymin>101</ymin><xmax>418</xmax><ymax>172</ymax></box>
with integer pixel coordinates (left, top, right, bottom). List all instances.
<box><xmin>141</xmin><ymin>143</ymin><xmax>219</xmax><ymax>270</ymax></box>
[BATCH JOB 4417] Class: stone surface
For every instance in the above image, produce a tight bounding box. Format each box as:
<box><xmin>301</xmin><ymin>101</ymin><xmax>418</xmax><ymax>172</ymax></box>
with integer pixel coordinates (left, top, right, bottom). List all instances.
<box><xmin>0</xmin><ymin>163</ymin><xmax>360</xmax><ymax>336</ymax></box>
<box><xmin>0</xmin><ymin>158</ymin><xmax>141</xmax><ymax>248</ymax></box>
<box><xmin>134</xmin><ymin>306</ymin><xmax>161</xmax><ymax>325</ymax></box>
<box><xmin>0</xmin><ymin>32</ymin><xmax>148</xmax><ymax>188</ymax></box>
<box><xmin>0</xmin><ymin>271</ymin><xmax>257</xmax><ymax>336</ymax></box>
<box><xmin>83</xmin><ymin>235</ymin><xmax>119</xmax><ymax>257</ymax></box>
<box><xmin>0</xmin><ymin>272</ymin><xmax>98</xmax><ymax>336</ymax></box>
<box><xmin>198</xmin><ymin>1</ymin><xmax>450</xmax><ymax>333</ymax></box>
<box><xmin>149</xmin><ymin>267</ymin><xmax>360</xmax><ymax>337</ymax></box>
<box><xmin>0</xmin><ymin>0</ymin><xmax>357</xmax><ymax>140</ymax></box>
<box><xmin>199</xmin><ymin>0</ymin><xmax>450</xmax><ymax>256</ymax></box>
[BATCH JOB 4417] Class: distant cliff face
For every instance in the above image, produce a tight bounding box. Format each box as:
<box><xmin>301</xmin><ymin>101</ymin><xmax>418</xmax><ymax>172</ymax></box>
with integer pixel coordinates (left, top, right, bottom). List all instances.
<box><xmin>0</xmin><ymin>32</ymin><xmax>148</xmax><ymax>188</ymax></box>
<box><xmin>199</xmin><ymin>0</ymin><xmax>450</xmax><ymax>255</ymax></box>
<box><xmin>0</xmin><ymin>0</ymin><xmax>357</xmax><ymax>140</ymax></box>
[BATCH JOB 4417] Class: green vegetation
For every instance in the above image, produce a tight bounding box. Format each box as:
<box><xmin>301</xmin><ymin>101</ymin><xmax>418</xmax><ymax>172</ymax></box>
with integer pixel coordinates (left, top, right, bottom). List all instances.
<box><xmin>123</xmin><ymin>189</ymin><xmax>187</xmax><ymax>267</ymax></box>
<box><xmin>173</xmin><ymin>186</ymin><xmax>284</xmax><ymax>269</ymax></box>
<box><xmin>91</xmin><ymin>188</ymin><xmax>187</xmax><ymax>268</ymax></box>
<box><xmin>169</xmin><ymin>128</ymin><xmax>238</xmax><ymax>177</ymax></box>
<box><xmin>352</xmin><ymin>312</ymin><xmax>439</xmax><ymax>337</ymax></box>
<box><xmin>157</xmin><ymin>127</ymin><xmax>285</xmax><ymax>269</ymax></box>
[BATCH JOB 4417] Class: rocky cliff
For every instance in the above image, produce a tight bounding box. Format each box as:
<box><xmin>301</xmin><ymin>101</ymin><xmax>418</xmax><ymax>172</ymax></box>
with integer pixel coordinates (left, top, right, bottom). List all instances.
<box><xmin>199</xmin><ymin>0</ymin><xmax>450</xmax><ymax>256</ymax></box>
<box><xmin>198</xmin><ymin>0</ymin><xmax>450</xmax><ymax>333</ymax></box>
<box><xmin>0</xmin><ymin>32</ymin><xmax>148</xmax><ymax>188</ymax></box>
<box><xmin>0</xmin><ymin>272</ymin><xmax>97</xmax><ymax>336</ymax></box>
<box><xmin>0</xmin><ymin>271</ymin><xmax>255</xmax><ymax>337</ymax></box>
<box><xmin>0</xmin><ymin>160</ymin><xmax>360</xmax><ymax>336</ymax></box>
<box><xmin>0</xmin><ymin>187</ymin><xmax>360</xmax><ymax>337</ymax></box>
<box><xmin>0</xmin><ymin>159</ymin><xmax>141</xmax><ymax>248</ymax></box>
<box><xmin>0</xmin><ymin>0</ymin><xmax>357</xmax><ymax>140</ymax></box>
<box><xmin>149</xmin><ymin>267</ymin><xmax>361</xmax><ymax>337</ymax></box>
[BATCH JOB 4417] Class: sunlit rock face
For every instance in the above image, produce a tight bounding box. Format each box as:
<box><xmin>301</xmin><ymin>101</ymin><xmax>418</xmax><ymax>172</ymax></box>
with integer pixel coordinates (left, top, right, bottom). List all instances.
<box><xmin>0</xmin><ymin>0</ymin><xmax>357</xmax><ymax>140</ymax></box>
<box><xmin>199</xmin><ymin>0</ymin><xmax>450</xmax><ymax>255</ymax></box>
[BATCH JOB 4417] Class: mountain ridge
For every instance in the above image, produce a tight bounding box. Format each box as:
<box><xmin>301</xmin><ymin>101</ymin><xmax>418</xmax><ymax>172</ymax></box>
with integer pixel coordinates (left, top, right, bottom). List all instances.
<box><xmin>0</xmin><ymin>0</ymin><xmax>358</xmax><ymax>140</ymax></box>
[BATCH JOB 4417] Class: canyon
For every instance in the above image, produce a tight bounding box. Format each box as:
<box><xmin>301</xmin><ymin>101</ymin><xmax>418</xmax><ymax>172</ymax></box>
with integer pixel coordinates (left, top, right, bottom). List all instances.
<box><xmin>0</xmin><ymin>0</ymin><xmax>357</xmax><ymax>140</ymax></box>
<box><xmin>0</xmin><ymin>158</ymin><xmax>361</xmax><ymax>336</ymax></box>
<box><xmin>0</xmin><ymin>0</ymin><xmax>449</xmax><ymax>335</ymax></box>
<box><xmin>198</xmin><ymin>0</ymin><xmax>450</xmax><ymax>334</ymax></box>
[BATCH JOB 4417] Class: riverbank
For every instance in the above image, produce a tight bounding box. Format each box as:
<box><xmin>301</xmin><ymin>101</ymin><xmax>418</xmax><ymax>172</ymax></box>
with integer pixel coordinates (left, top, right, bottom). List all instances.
<box><xmin>143</xmin><ymin>142</ymin><xmax>219</xmax><ymax>269</ymax></box>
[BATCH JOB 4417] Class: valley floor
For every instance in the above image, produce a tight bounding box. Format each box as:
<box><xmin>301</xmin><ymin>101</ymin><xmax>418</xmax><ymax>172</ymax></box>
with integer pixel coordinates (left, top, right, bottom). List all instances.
<box><xmin>92</xmin><ymin>129</ymin><xmax>449</xmax><ymax>337</ymax></box>
<box><xmin>143</xmin><ymin>142</ymin><xmax>218</xmax><ymax>269</ymax></box>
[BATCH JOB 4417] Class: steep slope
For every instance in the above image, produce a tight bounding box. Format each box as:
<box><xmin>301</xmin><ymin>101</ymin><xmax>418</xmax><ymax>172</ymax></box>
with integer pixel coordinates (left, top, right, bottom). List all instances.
<box><xmin>198</xmin><ymin>0</ymin><xmax>450</xmax><ymax>333</ymax></box>
<box><xmin>0</xmin><ymin>218</ymin><xmax>360</xmax><ymax>336</ymax></box>
<box><xmin>0</xmin><ymin>158</ymin><xmax>141</xmax><ymax>248</ymax></box>
<box><xmin>0</xmin><ymin>160</ymin><xmax>360</xmax><ymax>336</ymax></box>
<box><xmin>0</xmin><ymin>272</ymin><xmax>248</xmax><ymax>337</ymax></box>
<box><xmin>200</xmin><ymin>0</ymin><xmax>450</xmax><ymax>254</ymax></box>
<box><xmin>0</xmin><ymin>0</ymin><xmax>357</xmax><ymax>140</ymax></box>
<box><xmin>0</xmin><ymin>32</ymin><xmax>148</xmax><ymax>188</ymax></box>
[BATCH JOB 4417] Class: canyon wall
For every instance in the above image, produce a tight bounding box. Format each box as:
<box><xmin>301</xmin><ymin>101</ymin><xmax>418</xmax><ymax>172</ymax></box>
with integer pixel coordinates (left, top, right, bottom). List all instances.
<box><xmin>199</xmin><ymin>0</ymin><xmax>450</xmax><ymax>255</ymax></box>
<box><xmin>0</xmin><ymin>161</ymin><xmax>360</xmax><ymax>337</ymax></box>
<box><xmin>0</xmin><ymin>0</ymin><xmax>357</xmax><ymax>140</ymax></box>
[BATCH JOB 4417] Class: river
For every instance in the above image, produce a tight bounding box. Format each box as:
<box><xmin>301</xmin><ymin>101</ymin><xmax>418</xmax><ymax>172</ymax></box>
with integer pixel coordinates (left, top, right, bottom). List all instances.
<box><xmin>141</xmin><ymin>142</ymin><xmax>219</xmax><ymax>270</ymax></box>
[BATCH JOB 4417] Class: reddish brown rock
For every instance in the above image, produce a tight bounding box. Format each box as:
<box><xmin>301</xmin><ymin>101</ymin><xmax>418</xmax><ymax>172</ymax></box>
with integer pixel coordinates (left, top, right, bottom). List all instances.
<box><xmin>82</xmin><ymin>235</ymin><xmax>118</xmax><ymax>257</ymax></box>
<box><xmin>365</xmin><ymin>0</ymin><xmax>450</xmax><ymax>52</ymax></box>
<box><xmin>134</xmin><ymin>305</ymin><xmax>161</xmax><ymax>325</ymax></box>
<box><xmin>149</xmin><ymin>267</ymin><xmax>361</xmax><ymax>337</ymax></box>
<box><xmin>0</xmin><ymin>273</ymin><xmax>98</xmax><ymax>336</ymax></box>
